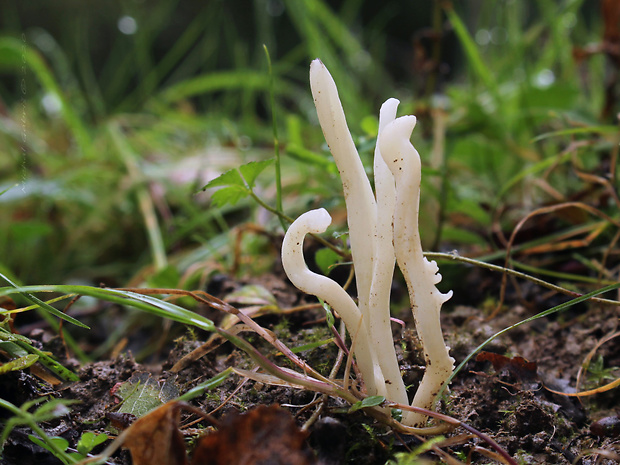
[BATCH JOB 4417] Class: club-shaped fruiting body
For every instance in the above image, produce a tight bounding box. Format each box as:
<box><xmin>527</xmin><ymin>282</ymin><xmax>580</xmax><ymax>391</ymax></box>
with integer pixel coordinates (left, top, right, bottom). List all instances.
<box><xmin>281</xmin><ymin>59</ymin><xmax>453</xmax><ymax>427</ymax></box>
<box><xmin>280</xmin><ymin>208</ymin><xmax>385</xmax><ymax>397</ymax></box>
<box><xmin>379</xmin><ymin>116</ymin><xmax>454</xmax><ymax>426</ymax></box>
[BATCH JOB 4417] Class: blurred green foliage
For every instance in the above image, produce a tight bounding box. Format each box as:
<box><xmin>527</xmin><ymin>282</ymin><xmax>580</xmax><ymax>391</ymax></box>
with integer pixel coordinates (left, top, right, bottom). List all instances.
<box><xmin>0</xmin><ymin>0</ymin><xmax>617</xmax><ymax>298</ymax></box>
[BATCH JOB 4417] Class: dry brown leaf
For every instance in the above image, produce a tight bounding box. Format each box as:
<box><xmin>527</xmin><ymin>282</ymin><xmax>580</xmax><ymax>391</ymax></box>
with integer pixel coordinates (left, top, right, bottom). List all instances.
<box><xmin>123</xmin><ymin>401</ymin><xmax>188</xmax><ymax>465</ymax></box>
<box><xmin>191</xmin><ymin>405</ymin><xmax>316</xmax><ymax>465</ymax></box>
<box><xmin>28</xmin><ymin>364</ymin><xmax>63</xmax><ymax>386</ymax></box>
<box><xmin>476</xmin><ymin>351</ymin><xmax>538</xmax><ymax>380</ymax></box>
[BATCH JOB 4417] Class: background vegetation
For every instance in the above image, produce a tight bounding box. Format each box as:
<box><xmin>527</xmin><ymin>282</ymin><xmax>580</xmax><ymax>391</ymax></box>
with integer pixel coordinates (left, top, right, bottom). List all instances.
<box><xmin>1</xmin><ymin>0</ymin><xmax>617</xmax><ymax>291</ymax></box>
<box><xmin>0</xmin><ymin>0</ymin><xmax>619</xmax><ymax>462</ymax></box>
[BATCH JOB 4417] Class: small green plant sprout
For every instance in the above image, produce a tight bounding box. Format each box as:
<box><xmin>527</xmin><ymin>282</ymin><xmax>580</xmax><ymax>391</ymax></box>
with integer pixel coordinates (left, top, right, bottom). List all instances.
<box><xmin>28</xmin><ymin>431</ymin><xmax>108</xmax><ymax>465</ymax></box>
<box><xmin>0</xmin><ymin>396</ymin><xmax>82</xmax><ymax>462</ymax></box>
<box><xmin>385</xmin><ymin>435</ymin><xmax>446</xmax><ymax>465</ymax></box>
<box><xmin>201</xmin><ymin>159</ymin><xmax>276</xmax><ymax>210</ymax></box>
<box><xmin>281</xmin><ymin>59</ymin><xmax>453</xmax><ymax>427</ymax></box>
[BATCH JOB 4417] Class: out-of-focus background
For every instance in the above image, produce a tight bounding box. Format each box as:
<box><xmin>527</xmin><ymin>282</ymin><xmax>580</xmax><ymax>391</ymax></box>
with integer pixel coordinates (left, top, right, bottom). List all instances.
<box><xmin>1</xmin><ymin>0</ymin><xmax>617</xmax><ymax>299</ymax></box>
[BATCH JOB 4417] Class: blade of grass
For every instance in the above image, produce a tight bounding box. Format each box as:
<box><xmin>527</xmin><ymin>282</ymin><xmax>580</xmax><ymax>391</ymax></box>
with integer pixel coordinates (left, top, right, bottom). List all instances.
<box><xmin>120</xmin><ymin>2</ymin><xmax>211</xmax><ymax>110</ymax></box>
<box><xmin>0</xmin><ymin>37</ymin><xmax>93</xmax><ymax>158</ymax></box>
<box><xmin>75</xmin><ymin>17</ymin><xmax>106</xmax><ymax>118</ymax></box>
<box><xmin>0</xmin><ymin>272</ymin><xmax>88</xmax><ymax>328</ymax></box>
<box><xmin>176</xmin><ymin>367</ymin><xmax>233</xmax><ymax>401</ymax></box>
<box><xmin>0</xmin><ymin>328</ymin><xmax>80</xmax><ymax>382</ymax></box>
<box><xmin>282</xmin><ymin>0</ymin><xmax>359</xmax><ymax>111</ymax></box>
<box><xmin>531</xmin><ymin>125</ymin><xmax>619</xmax><ymax>142</ymax></box>
<box><xmin>511</xmin><ymin>260</ymin><xmax>616</xmax><ymax>286</ymax></box>
<box><xmin>0</xmin><ymin>286</ymin><xmax>90</xmax><ymax>363</ymax></box>
<box><xmin>442</xmin><ymin>4</ymin><xmax>498</xmax><ymax>98</ymax></box>
<box><xmin>308</xmin><ymin>0</ymin><xmax>365</xmax><ymax>60</ymax></box>
<box><xmin>496</xmin><ymin>148</ymin><xmax>574</xmax><ymax>200</ymax></box>
<box><xmin>462</xmin><ymin>221</ymin><xmax>612</xmax><ymax>264</ymax></box>
<box><xmin>107</xmin><ymin>122</ymin><xmax>167</xmax><ymax>271</ymax></box>
<box><xmin>263</xmin><ymin>45</ymin><xmax>286</xmax><ymax>230</ymax></box>
<box><xmin>159</xmin><ymin>70</ymin><xmax>276</xmax><ymax>103</ymax></box>
<box><xmin>0</xmin><ymin>398</ymin><xmax>77</xmax><ymax>461</ymax></box>
<box><xmin>0</xmin><ymin>285</ymin><xmax>215</xmax><ymax>332</ymax></box>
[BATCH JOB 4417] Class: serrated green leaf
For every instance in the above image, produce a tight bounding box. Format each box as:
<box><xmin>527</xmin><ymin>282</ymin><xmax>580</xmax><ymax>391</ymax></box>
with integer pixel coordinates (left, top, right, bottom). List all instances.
<box><xmin>117</xmin><ymin>372</ymin><xmax>180</xmax><ymax>417</ymax></box>
<box><xmin>117</xmin><ymin>373</ymin><xmax>161</xmax><ymax>416</ymax></box>
<box><xmin>201</xmin><ymin>168</ymin><xmax>245</xmax><ymax>190</ymax></box>
<box><xmin>210</xmin><ymin>185</ymin><xmax>249</xmax><ymax>207</ymax></box>
<box><xmin>239</xmin><ymin>158</ymin><xmax>274</xmax><ymax>189</ymax></box>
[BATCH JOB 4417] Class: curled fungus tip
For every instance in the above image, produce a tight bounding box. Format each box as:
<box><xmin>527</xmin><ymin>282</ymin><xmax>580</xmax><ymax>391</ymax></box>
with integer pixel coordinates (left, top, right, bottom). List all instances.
<box><xmin>298</xmin><ymin>208</ymin><xmax>331</xmax><ymax>234</ymax></box>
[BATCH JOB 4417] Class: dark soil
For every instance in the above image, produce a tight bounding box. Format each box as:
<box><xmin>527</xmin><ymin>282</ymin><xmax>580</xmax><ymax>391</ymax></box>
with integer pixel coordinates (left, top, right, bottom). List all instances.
<box><xmin>1</xmin><ymin>271</ymin><xmax>619</xmax><ymax>465</ymax></box>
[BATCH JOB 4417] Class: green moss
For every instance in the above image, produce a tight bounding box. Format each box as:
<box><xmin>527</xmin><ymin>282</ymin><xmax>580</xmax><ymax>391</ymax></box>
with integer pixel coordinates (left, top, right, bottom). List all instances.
<box><xmin>272</xmin><ymin>317</ymin><xmax>291</xmax><ymax>339</ymax></box>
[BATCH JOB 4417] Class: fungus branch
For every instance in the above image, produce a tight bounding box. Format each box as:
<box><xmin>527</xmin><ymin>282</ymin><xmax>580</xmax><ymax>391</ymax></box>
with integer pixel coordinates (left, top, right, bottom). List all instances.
<box><xmin>380</xmin><ymin>117</ymin><xmax>454</xmax><ymax>426</ymax></box>
<box><xmin>281</xmin><ymin>208</ymin><xmax>384</xmax><ymax>396</ymax></box>
<box><xmin>309</xmin><ymin>60</ymin><xmax>378</xmax><ymax>339</ymax></box>
<box><xmin>282</xmin><ymin>59</ymin><xmax>453</xmax><ymax>427</ymax></box>
<box><xmin>368</xmin><ymin>98</ymin><xmax>409</xmax><ymax>406</ymax></box>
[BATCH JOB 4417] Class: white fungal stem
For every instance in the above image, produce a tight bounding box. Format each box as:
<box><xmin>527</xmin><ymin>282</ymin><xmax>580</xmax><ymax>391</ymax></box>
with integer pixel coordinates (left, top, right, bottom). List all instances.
<box><xmin>310</xmin><ymin>59</ymin><xmax>377</xmax><ymax>334</ymax></box>
<box><xmin>282</xmin><ymin>61</ymin><xmax>454</xmax><ymax>428</ymax></box>
<box><xmin>281</xmin><ymin>208</ymin><xmax>385</xmax><ymax>397</ymax></box>
<box><xmin>367</xmin><ymin>98</ymin><xmax>409</xmax><ymax>406</ymax></box>
<box><xmin>379</xmin><ymin>116</ymin><xmax>454</xmax><ymax>426</ymax></box>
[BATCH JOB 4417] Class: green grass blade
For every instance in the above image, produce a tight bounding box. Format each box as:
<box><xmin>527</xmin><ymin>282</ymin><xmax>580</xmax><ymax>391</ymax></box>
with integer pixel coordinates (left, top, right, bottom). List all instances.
<box><xmin>263</xmin><ymin>45</ymin><xmax>286</xmax><ymax>230</ymax></box>
<box><xmin>531</xmin><ymin>125</ymin><xmax>619</xmax><ymax>142</ymax></box>
<box><xmin>159</xmin><ymin>70</ymin><xmax>274</xmax><ymax>103</ymax></box>
<box><xmin>443</xmin><ymin>5</ymin><xmax>497</xmax><ymax>97</ymax></box>
<box><xmin>0</xmin><ymin>273</ymin><xmax>88</xmax><ymax>329</ymax></box>
<box><xmin>495</xmin><ymin>149</ymin><xmax>573</xmax><ymax>201</ymax></box>
<box><xmin>0</xmin><ymin>37</ymin><xmax>93</xmax><ymax>158</ymax></box>
<box><xmin>177</xmin><ymin>367</ymin><xmax>233</xmax><ymax>401</ymax></box>
<box><xmin>107</xmin><ymin>123</ymin><xmax>167</xmax><ymax>271</ymax></box>
<box><xmin>0</xmin><ymin>285</ymin><xmax>215</xmax><ymax>332</ymax></box>
<box><xmin>0</xmin><ymin>328</ymin><xmax>80</xmax><ymax>382</ymax></box>
<box><xmin>119</xmin><ymin>5</ymin><xmax>213</xmax><ymax>110</ymax></box>
<box><xmin>291</xmin><ymin>337</ymin><xmax>335</xmax><ymax>354</ymax></box>
<box><xmin>308</xmin><ymin>0</ymin><xmax>365</xmax><ymax>60</ymax></box>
